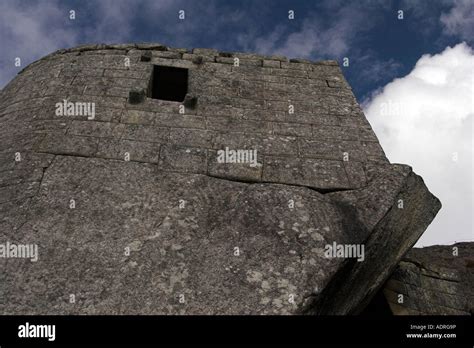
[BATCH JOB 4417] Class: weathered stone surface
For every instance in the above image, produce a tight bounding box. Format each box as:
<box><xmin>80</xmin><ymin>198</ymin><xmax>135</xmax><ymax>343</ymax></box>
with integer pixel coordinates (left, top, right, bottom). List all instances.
<box><xmin>128</xmin><ymin>87</ymin><xmax>146</xmax><ymax>104</ymax></box>
<box><xmin>96</xmin><ymin>138</ymin><xmax>160</xmax><ymax>163</ymax></box>
<box><xmin>309</xmin><ymin>165</ymin><xmax>442</xmax><ymax>314</ymax></box>
<box><xmin>37</xmin><ymin>134</ymin><xmax>99</xmax><ymax>157</ymax></box>
<box><xmin>159</xmin><ymin>145</ymin><xmax>207</xmax><ymax>174</ymax></box>
<box><xmin>0</xmin><ymin>43</ymin><xmax>442</xmax><ymax>315</ymax></box>
<box><xmin>382</xmin><ymin>243</ymin><xmax>473</xmax><ymax>315</ymax></box>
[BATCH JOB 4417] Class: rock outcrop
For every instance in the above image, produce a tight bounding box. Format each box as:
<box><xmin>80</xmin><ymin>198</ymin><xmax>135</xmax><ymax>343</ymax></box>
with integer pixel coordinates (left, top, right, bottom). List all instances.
<box><xmin>0</xmin><ymin>43</ymin><xmax>441</xmax><ymax>314</ymax></box>
<box><xmin>383</xmin><ymin>243</ymin><xmax>473</xmax><ymax>315</ymax></box>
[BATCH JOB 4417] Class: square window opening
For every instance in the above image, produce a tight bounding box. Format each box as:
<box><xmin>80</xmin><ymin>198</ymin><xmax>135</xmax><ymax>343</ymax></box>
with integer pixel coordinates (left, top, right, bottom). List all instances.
<box><xmin>149</xmin><ymin>65</ymin><xmax>188</xmax><ymax>102</ymax></box>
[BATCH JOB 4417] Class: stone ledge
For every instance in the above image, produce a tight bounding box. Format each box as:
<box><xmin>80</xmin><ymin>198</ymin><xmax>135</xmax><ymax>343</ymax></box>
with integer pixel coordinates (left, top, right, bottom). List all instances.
<box><xmin>21</xmin><ymin>43</ymin><xmax>341</xmax><ymax>77</ymax></box>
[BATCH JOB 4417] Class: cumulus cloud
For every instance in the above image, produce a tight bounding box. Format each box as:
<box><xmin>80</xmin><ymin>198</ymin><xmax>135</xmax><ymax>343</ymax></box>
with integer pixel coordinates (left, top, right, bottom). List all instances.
<box><xmin>363</xmin><ymin>42</ymin><xmax>473</xmax><ymax>247</ymax></box>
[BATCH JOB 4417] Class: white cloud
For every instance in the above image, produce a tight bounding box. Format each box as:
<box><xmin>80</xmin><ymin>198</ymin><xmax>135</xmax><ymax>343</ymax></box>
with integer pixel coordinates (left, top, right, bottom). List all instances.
<box><xmin>440</xmin><ymin>0</ymin><xmax>474</xmax><ymax>41</ymax></box>
<box><xmin>0</xmin><ymin>0</ymin><xmax>78</xmax><ymax>88</ymax></box>
<box><xmin>81</xmin><ymin>0</ymin><xmax>139</xmax><ymax>43</ymax></box>
<box><xmin>242</xmin><ymin>2</ymin><xmax>385</xmax><ymax>59</ymax></box>
<box><xmin>363</xmin><ymin>42</ymin><xmax>474</xmax><ymax>247</ymax></box>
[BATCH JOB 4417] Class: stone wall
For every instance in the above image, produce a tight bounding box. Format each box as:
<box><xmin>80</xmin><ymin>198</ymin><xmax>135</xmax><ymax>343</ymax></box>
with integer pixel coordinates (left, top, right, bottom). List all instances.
<box><xmin>1</xmin><ymin>43</ymin><xmax>387</xmax><ymax>192</ymax></box>
<box><xmin>0</xmin><ymin>43</ymin><xmax>440</xmax><ymax>315</ymax></box>
<box><xmin>384</xmin><ymin>242</ymin><xmax>473</xmax><ymax>315</ymax></box>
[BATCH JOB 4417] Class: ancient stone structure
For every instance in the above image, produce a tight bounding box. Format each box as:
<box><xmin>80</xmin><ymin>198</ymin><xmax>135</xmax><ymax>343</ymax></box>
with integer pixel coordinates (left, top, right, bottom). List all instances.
<box><xmin>383</xmin><ymin>242</ymin><xmax>473</xmax><ymax>315</ymax></box>
<box><xmin>0</xmin><ymin>43</ymin><xmax>441</xmax><ymax>314</ymax></box>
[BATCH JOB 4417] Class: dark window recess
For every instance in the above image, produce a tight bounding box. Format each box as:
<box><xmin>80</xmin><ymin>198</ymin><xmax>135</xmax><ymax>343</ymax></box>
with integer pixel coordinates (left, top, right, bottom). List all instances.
<box><xmin>150</xmin><ymin>65</ymin><xmax>188</xmax><ymax>102</ymax></box>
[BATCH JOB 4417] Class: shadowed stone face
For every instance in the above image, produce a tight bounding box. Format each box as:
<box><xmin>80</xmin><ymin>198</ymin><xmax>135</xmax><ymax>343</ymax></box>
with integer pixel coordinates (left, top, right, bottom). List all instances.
<box><xmin>382</xmin><ymin>242</ymin><xmax>473</xmax><ymax>316</ymax></box>
<box><xmin>0</xmin><ymin>43</ymin><xmax>441</xmax><ymax>314</ymax></box>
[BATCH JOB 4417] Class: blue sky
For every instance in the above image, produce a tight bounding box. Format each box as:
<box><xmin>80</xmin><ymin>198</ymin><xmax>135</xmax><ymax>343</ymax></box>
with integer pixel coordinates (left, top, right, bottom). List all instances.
<box><xmin>0</xmin><ymin>0</ymin><xmax>473</xmax><ymax>246</ymax></box>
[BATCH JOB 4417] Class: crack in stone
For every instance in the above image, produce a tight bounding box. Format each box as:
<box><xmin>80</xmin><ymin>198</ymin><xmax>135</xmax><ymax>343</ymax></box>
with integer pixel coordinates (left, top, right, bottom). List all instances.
<box><xmin>401</xmin><ymin>260</ymin><xmax>461</xmax><ymax>283</ymax></box>
<box><xmin>33</xmin><ymin>150</ymin><xmax>365</xmax><ymax>195</ymax></box>
<box><xmin>205</xmin><ymin>172</ymin><xmax>359</xmax><ymax>195</ymax></box>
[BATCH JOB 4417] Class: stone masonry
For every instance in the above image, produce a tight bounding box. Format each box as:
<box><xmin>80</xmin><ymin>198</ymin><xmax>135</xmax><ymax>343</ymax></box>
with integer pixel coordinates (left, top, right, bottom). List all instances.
<box><xmin>0</xmin><ymin>43</ymin><xmax>388</xmax><ymax>190</ymax></box>
<box><xmin>383</xmin><ymin>242</ymin><xmax>473</xmax><ymax>315</ymax></box>
<box><xmin>0</xmin><ymin>43</ymin><xmax>441</xmax><ymax>314</ymax></box>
